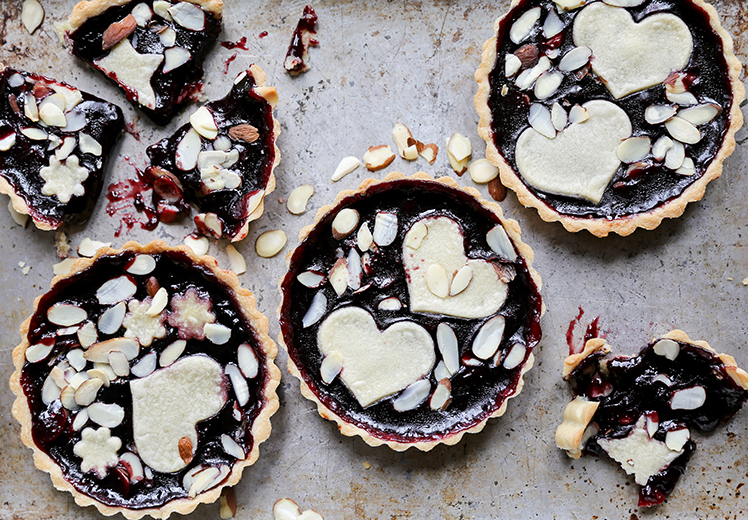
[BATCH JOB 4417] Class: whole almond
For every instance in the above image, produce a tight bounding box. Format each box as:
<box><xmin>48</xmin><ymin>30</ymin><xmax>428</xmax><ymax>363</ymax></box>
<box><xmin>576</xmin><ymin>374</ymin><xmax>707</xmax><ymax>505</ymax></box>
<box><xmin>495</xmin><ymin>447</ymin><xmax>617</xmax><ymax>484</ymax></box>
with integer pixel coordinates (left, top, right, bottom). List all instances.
<box><xmin>102</xmin><ymin>14</ymin><xmax>137</xmax><ymax>50</ymax></box>
<box><xmin>229</xmin><ymin>124</ymin><xmax>259</xmax><ymax>143</ymax></box>
<box><xmin>488</xmin><ymin>177</ymin><xmax>507</xmax><ymax>202</ymax></box>
<box><xmin>220</xmin><ymin>488</ymin><xmax>237</xmax><ymax>519</ymax></box>
<box><xmin>146</xmin><ymin>276</ymin><xmax>160</xmax><ymax>298</ymax></box>
<box><xmin>514</xmin><ymin>44</ymin><xmax>539</xmax><ymax>68</ymax></box>
<box><xmin>178</xmin><ymin>436</ymin><xmax>193</xmax><ymax>464</ymax></box>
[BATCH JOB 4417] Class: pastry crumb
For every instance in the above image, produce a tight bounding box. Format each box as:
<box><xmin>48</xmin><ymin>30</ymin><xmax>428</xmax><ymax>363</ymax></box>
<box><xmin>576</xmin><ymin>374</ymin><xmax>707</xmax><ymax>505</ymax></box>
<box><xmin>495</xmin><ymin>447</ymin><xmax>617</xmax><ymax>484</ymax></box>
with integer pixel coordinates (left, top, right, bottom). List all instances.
<box><xmin>742</xmin><ymin>278</ymin><xmax>748</xmax><ymax>286</ymax></box>
<box><xmin>362</xmin><ymin>461</ymin><xmax>371</xmax><ymax>470</ymax></box>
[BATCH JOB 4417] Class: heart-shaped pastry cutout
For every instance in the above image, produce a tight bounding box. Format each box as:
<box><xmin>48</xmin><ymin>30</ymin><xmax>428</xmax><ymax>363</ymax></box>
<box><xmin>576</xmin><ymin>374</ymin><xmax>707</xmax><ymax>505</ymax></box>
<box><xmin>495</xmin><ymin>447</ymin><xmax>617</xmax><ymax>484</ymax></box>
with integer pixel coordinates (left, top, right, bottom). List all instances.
<box><xmin>403</xmin><ymin>216</ymin><xmax>508</xmax><ymax>319</ymax></box>
<box><xmin>130</xmin><ymin>355</ymin><xmax>227</xmax><ymax>473</ymax></box>
<box><xmin>573</xmin><ymin>3</ymin><xmax>693</xmax><ymax>99</ymax></box>
<box><xmin>516</xmin><ymin>100</ymin><xmax>632</xmax><ymax>203</ymax></box>
<box><xmin>318</xmin><ymin>307</ymin><xmax>435</xmax><ymax>407</ymax></box>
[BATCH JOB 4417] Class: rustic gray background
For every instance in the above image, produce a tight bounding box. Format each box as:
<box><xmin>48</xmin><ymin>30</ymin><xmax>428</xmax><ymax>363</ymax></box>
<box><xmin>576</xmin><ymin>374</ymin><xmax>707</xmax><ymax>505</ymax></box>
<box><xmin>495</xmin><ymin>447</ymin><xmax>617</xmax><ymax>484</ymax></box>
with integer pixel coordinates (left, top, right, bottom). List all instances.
<box><xmin>1</xmin><ymin>1</ymin><xmax>747</xmax><ymax>518</ymax></box>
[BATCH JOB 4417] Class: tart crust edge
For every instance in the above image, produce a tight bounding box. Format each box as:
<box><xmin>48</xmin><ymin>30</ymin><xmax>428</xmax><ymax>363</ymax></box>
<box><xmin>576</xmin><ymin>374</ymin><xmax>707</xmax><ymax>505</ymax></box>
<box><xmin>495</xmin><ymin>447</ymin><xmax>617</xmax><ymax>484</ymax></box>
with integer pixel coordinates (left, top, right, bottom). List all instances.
<box><xmin>474</xmin><ymin>0</ymin><xmax>745</xmax><ymax>238</ymax></box>
<box><xmin>277</xmin><ymin>171</ymin><xmax>544</xmax><ymax>452</ymax></box>
<box><xmin>9</xmin><ymin>239</ymin><xmax>280</xmax><ymax>519</ymax></box>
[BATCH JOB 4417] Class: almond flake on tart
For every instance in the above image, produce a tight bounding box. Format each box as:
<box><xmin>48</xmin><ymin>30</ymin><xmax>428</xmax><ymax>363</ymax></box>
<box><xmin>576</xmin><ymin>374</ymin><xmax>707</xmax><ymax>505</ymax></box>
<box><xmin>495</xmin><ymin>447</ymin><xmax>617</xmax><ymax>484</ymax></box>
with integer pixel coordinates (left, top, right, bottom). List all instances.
<box><xmin>556</xmin><ymin>329</ymin><xmax>748</xmax><ymax>507</ymax></box>
<box><xmin>278</xmin><ymin>172</ymin><xmax>544</xmax><ymax>451</ymax></box>
<box><xmin>475</xmin><ymin>0</ymin><xmax>744</xmax><ymax>237</ymax></box>
<box><xmin>0</xmin><ymin>66</ymin><xmax>124</xmax><ymax>230</ymax></box>
<box><xmin>61</xmin><ymin>0</ymin><xmax>223</xmax><ymax>124</ymax></box>
<box><xmin>144</xmin><ymin>65</ymin><xmax>280</xmax><ymax>242</ymax></box>
<box><xmin>10</xmin><ymin>240</ymin><xmax>280</xmax><ymax>519</ymax></box>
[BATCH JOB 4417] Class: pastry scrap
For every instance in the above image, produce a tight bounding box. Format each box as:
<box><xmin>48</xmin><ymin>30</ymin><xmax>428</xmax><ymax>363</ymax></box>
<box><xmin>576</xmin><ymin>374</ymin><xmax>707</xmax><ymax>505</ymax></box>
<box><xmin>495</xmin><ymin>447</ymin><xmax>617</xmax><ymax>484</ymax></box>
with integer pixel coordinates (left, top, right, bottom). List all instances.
<box><xmin>279</xmin><ymin>172</ymin><xmax>543</xmax><ymax>451</ymax></box>
<box><xmin>61</xmin><ymin>0</ymin><xmax>223</xmax><ymax>124</ymax></box>
<box><xmin>556</xmin><ymin>330</ymin><xmax>748</xmax><ymax>507</ymax></box>
<box><xmin>284</xmin><ymin>5</ymin><xmax>318</xmax><ymax>75</ymax></box>
<box><xmin>145</xmin><ymin>65</ymin><xmax>280</xmax><ymax>241</ymax></box>
<box><xmin>475</xmin><ymin>0</ymin><xmax>744</xmax><ymax>237</ymax></box>
<box><xmin>0</xmin><ymin>66</ymin><xmax>124</xmax><ymax>230</ymax></box>
<box><xmin>10</xmin><ymin>241</ymin><xmax>280</xmax><ymax>518</ymax></box>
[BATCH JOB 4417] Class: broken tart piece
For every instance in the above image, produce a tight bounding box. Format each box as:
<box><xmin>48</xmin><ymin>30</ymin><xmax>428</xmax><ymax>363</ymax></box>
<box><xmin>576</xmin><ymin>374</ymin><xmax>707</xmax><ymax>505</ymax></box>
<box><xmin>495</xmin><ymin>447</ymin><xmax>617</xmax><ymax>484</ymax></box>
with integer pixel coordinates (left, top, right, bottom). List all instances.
<box><xmin>556</xmin><ymin>330</ymin><xmax>748</xmax><ymax>507</ymax></box>
<box><xmin>145</xmin><ymin>65</ymin><xmax>279</xmax><ymax>241</ymax></box>
<box><xmin>62</xmin><ymin>0</ymin><xmax>223</xmax><ymax>124</ymax></box>
<box><xmin>10</xmin><ymin>240</ymin><xmax>280</xmax><ymax>518</ymax></box>
<box><xmin>475</xmin><ymin>0</ymin><xmax>744</xmax><ymax>237</ymax></box>
<box><xmin>279</xmin><ymin>172</ymin><xmax>543</xmax><ymax>451</ymax></box>
<box><xmin>0</xmin><ymin>66</ymin><xmax>124</xmax><ymax>230</ymax></box>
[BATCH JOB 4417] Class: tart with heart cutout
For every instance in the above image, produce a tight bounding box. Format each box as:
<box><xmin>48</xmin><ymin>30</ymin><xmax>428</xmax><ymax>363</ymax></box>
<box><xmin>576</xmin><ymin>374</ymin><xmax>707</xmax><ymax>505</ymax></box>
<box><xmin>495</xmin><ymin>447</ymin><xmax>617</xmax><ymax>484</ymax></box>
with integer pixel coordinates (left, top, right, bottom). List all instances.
<box><xmin>9</xmin><ymin>240</ymin><xmax>280</xmax><ymax>519</ymax></box>
<box><xmin>61</xmin><ymin>0</ymin><xmax>223</xmax><ymax>124</ymax></box>
<box><xmin>279</xmin><ymin>172</ymin><xmax>543</xmax><ymax>451</ymax></box>
<box><xmin>475</xmin><ymin>0</ymin><xmax>744</xmax><ymax>237</ymax></box>
<box><xmin>0</xmin><ymin>66</ymin><xmax>124</xmax><ymax>230</ymax></box>
<box><xmin>556</xmin><ymin>330</ymin><xmax>748</xmax><ymax>507</ymax></box>
<box><xmin>145</xmin><ymin>65</ymin><xmax>279</xmax><ymax>242</ymax></box>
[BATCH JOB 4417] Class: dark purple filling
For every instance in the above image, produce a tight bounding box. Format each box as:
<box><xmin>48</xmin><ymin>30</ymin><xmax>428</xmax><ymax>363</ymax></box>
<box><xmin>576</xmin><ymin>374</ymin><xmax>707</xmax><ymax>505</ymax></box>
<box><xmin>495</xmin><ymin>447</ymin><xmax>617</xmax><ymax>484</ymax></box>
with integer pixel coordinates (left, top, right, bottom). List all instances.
<box><xmin>488</xmin><ymin>0</ymin><xmax>733</xmax><ymax>220</ymax></box>
<box><xmin>145</xmin><ymin>69</ymin><xmax>275</xmax><ymax>240</ymax></box>
<box><xmin>568</xmin><ymin>338</ymin><xmax>747</xmax><ymax>506</ymax></box>
<box><xmin>67</xmin><ymin>2</ymin><xmax>221</xmax><ymax>125</ymax></box>
<box><xmin>285</xmin><ymin>5</ymin><xmax>318</xmax><ymax>74</ymax></box>
<box><xmin>279</xmin><ymin>179</ymin><xmax>543</xmax><ymax>444</ymax></box>
<box><xmin>20</xmin><ymin>249</ymin><xmax>270</xmax><ymax>509</ymax></box>
<box><xmin>0</xmin><ymin>68</ymin><xmax>123</xmax><ymax>229</ymax></box>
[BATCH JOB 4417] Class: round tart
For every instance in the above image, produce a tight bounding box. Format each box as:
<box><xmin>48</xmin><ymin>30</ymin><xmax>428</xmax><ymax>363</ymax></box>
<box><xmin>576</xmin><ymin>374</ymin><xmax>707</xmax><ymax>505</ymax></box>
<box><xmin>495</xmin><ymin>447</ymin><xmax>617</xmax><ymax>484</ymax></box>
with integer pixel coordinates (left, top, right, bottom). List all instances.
<box><xmin>9</xmin><ymin>241</ymin><xmax>280</xmax><ymax>518</ymax></box>
<box><xmin>279</xmin><ymin>173</ymin><xmax>543</xmax><ymax>451</ymax></box>
<box><xmin>556</xmin><ymin>330</ymin><xmax>748</xmax><ymax>507</ymax></box>
<box><xmin>475</xmin><ymin>0</ymin><xmax>744</xmax><ymax>237</ymax></box>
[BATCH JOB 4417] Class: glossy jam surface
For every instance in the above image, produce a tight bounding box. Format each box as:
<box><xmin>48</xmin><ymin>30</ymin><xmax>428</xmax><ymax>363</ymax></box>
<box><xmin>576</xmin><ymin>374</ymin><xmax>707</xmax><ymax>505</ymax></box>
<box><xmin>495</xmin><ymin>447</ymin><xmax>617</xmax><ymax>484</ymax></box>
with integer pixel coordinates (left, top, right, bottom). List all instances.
<box><xmin>280</xmin><ymin>179</ymin><xmax>542</xmax><ymax>444</ymax></box>
<box><xmin>21</xmin><ymin>250</ymin><xmax>269</xmax><ymax>509</ymax></box>
<box><xmin>568</xmin><ymin>338</ymin><xmax>747</xmax><ymax>506</ymax></box>
<box><xmin>68</xmin><ymin>2</ymin><xmax>221</xmax><ymax>124</ymax></box>
<box><xmin>145</xmin><ymin>70</ymin><xmax>276</xmax><ymax>240</ymax></box>
<box><xmin>488</xmin><ymin>0</ymin><xmax>733</xmax><ymax>220</ymax></box>
<box><xmin>0</xmin><ymin>68</ymin><xmax>123</xmax><ymax>228</ymax></box>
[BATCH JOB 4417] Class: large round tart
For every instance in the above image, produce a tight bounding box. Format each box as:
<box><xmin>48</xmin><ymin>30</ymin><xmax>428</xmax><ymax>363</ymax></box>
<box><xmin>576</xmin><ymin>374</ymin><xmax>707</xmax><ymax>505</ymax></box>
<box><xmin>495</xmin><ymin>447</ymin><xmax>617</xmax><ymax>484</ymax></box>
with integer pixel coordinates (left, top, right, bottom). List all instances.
<box><xmin>475</xmin><ymin>0</ymin><xmax>744</xmax><ymax>237</ymax></box>
<box><xmin>279</xmin><ymin>173</ymin><xmax>543</xmax><ymax>451</ymax></box>
<box><xmin>10</xmin><ymin>240</ymin><xmax>280</xmax><ymax>518</ymax></box>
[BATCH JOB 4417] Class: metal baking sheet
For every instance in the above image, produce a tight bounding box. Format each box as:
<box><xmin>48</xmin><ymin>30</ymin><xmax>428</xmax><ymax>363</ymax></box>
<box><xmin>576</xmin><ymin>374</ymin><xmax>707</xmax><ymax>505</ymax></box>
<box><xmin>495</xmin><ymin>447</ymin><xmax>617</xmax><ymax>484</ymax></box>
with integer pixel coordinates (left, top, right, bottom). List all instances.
<box><xmin>1</xmin><ymin>1</ymin><xmax>747</xmax><ymax>518</ymax></box>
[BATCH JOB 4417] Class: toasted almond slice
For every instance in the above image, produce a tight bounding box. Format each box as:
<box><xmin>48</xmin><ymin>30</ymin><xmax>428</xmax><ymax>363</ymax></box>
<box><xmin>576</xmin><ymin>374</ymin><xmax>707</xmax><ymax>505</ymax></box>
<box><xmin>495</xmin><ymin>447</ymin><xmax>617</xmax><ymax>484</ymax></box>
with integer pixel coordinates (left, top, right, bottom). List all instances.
<box><xmin>426</xmin><ymin>264</ymin><xmax>449</xmax><ymax>298</ymax></box>
<box><xmin>393</xmin><ymin>379</ymin><xmax>431</xmax><ymax>411</ymax></box>
<box><xmin>675</xmin><ymin>157</ymin><xmax>695</xmax><ymax>176</ymax></box>
<box><xmin>446</xmin><ymin>133</ymin><xmax>472</xmax><ymax>162</ymax></box>
<box><xmin>331</xmin><ymin>208</ymin><xmax>359</xmax><ymax>240</ymax></box>
<box><xmin>287</xmin><ymin>184</ymin><xmax>314</xmax><ymax>215</ymax></box>
<box><xmin>551</xmin><ymin>102</ymin><xmax>567</xmax><ymax>132</ymax></box>
<box><xmin>372</xmin><ymin>212</ymin><xmax>398</xmax><ymax>246</ymax></box>
<box><xmin>558</xmin><ymin>46</ymin><xmax>591</xmax><ymax>72</ymax></box>
<box><xmin>510</xmin><ymin>7</ymin><xmax>541</xmax><ymax>44</ymax></box>
<box><xmin>255</xmin><ymin>230</ymin><xmax>287</xmax><ymax>258</ymax></box>
<box><xmin>678</xmin><ymin>103</ymin><xmax>722</xmax><ymax>126</ymax></box>
<box><xmin>450</xmin><ymin>265</ymin><xmax>473</xmax><ymax>296</ymax></box>
<box><xmin>617</xmin><ymin>137</ymin><xmax>650</xmax><ymax>163</ymax></box>
<box><xmin>328</xmin><ymin>258</ymin><xmax>348</xmax><ymax>296</ymax></box>
<box><xmin>417</xmin><ymin>142</ymin><xmax>438</xmax><ymax>164</ymax></box>
<box><xmin>320</xmin><ymin>351</ymin><xmax>343</xmax><ymax>384</ymax></box>
<box><xmin>472</xmin><ymin>315</ymin><xmax>506</xmax><ymax>360</ymax></box>
<box><xmin>48</xmin><ymin>303</ymin><xmax>87</xmax><ymax>326</ymax></box>
<box><xmin>528</xmin><ymin>103</ymin><xmax>555</xmax><ymax>139</ymax></box>
<box><xmin>665</xmin><ymin>140</ymin><xmax>685</xmax><ymax>170</ymax></box>
<box><xmin>332</xmin><ymin>156</ymin><xmax>361</xmax><ymax>182</ymax></box>
<box><xmin>22</xmin><ymin>0</ymin><xmax>44</xmax><ymax>34</ymax></box>
<box><xmin>363</xmin><ymin>145</ymin><xmax>395</xmax><ymax>171</ymax></box>
<box><xmin>74</xmin><ymin>377</ymin><xmax>104</xmax><ymax>406</ymax></box>
<box><xmin>468</xmin><ymin>158</ymin><xmax>499</xmax><ymax>184</ymax></box>
<box><xmin>392</xmin><ymin>122</ymin><xmax>418</xmax><ymax>160</ymax></box>
<box><xmin>664</xmin><ymin>116</ymin><xmax>701</xmax><ymax>144</ymax></box>
<box><xmin>108</xmin><ymin>350</ymin><xmax>130</xmax><ymax>377</ymax></box>
<box><xmin>84</xmin><ymin>338</ymin><xmax>139</xmax><ymax>363</ymax></box>
<box><xmin>652</xmin><ymin>136</ymin><xmax>674</xmax><ymax>161</ymax></box>
<box><xmin>429</xmin><ymin>379</ymin><xmax>452</xmax><ymax>411</ymax></box>
<box><xmin>645</xmin><ymin>105</ymin><xmax>677</xmax><ymax>125</ymax></box>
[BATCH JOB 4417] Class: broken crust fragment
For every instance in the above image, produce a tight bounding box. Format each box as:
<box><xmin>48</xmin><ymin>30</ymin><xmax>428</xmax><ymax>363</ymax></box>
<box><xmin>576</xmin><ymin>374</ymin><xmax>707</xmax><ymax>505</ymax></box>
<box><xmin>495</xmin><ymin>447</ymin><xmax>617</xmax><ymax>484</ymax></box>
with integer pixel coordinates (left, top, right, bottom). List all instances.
<box><xmin>63</xmin><ymin>0</ymin><xmax>223</xmax><ymax>34</ymax></box>
<box><xmin>555</xmin><ymin>396</ymin><xmax>599</xmax><ymax>459</ymax></box>
<box><xmin>563</xmin><ymin>337</ymin><xmax>610</xmax><ymax>379</ymax></box>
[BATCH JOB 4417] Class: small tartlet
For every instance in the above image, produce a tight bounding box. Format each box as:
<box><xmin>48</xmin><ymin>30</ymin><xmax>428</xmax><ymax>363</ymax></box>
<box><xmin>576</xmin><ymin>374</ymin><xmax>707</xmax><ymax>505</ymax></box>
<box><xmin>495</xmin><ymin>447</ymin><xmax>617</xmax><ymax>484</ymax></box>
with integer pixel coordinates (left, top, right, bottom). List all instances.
<box><xmin>10</xmin><ymin>240</ymin><xmax>280</xmax><ymax>518</ymax></box>
<box><xmin>475</xmin><ymin>0</ymin><xmax>744</xmax><ymax>237</ymax></box>
<box><xmin>278</xmin><ymin>172</ymin><xmax>544</xmax><ymax>451</ymax></box>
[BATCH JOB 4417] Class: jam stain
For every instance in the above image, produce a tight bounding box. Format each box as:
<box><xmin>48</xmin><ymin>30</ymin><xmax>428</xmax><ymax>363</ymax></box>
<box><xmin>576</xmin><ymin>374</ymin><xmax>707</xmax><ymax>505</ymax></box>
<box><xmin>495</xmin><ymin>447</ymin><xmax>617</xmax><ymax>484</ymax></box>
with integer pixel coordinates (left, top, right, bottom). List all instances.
<box><xmin>221</xmin><ymin>36</ymin><xmax>248</xmax><ymax>50</ymax></box>
<box><xmin>284</xmin><ymin>5</ymin><xmax>318</xmax><ymax>75</ymax></box>
<box><xmin>105</xmin><ymin>161</ymin><xmax>158</xmax><ymax>237</ymax></box>
<box><xmin>566</xmin><ymin>306</ymin><xmax>585</xmax><ymax>355</ymax></box>
<box><xmin>258</xmin><ymin>31</ymin><xmax>268</xmax><ymax>39</ymax></box>
<box><xmin>223</xmin><ymin>52</ymin><xmax>238</xmax><ymax>74</ymax></box>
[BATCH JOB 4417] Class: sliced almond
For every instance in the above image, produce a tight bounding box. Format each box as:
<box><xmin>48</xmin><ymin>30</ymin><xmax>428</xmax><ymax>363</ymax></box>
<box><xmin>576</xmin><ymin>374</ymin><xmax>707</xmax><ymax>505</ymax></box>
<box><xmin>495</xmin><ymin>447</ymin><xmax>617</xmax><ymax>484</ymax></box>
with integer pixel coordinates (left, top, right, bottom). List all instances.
<box><xmin>184</xmin><ymin>235</ymin><xmax>210</xmax><ymax>256</ymax></box>
<box><xmin>21</xmin><ymin>0</ymin><xmax>44</xmax><ymax>34</ymax></box>
<box><xmin>78</xmin><ymin>238</ymin><xmax>111</xmax><ymax>258</ymax></box>
<box><xmin>39</xmin><ymin>100</ymin><xmax>67</xmax><ymax>127</ymax></box>
<box><xmin>102</xmin><ymin>14</ymin><xmax>137</xmax><ymax>50</ymax></box>
<box><xmin>190</xmin><ymin>106</ymin><xmax>218</xmax><ymax>140</ymax></box>
<box><xmin>505</xmin><ymin>54</ymin><xmax>522</xmax><ymax>78</ymax></box>
<box><xmin>346</xmin><ymin>248</ymin><xmax>362</xmax><ymax>290</ymax></box>
<box><xmin>436</xmin><ymin>323</ymin><xmax>459</xmax><ymax>375</ymax></box>
<box><xmin>393</xmin><ymin>379</ymin><xmax>431</xmax><ymax>412</ymax></box>
<box><xmin>328</xmin><ymin>258</ymin><xmax>348</xmax><ymax>296</ymax></box>
<box><xmin>179</xmin><ymin>436</ymin><xmax>194</xmax><ymax>464</ymax></box>
<box><xmin>160</xmin><ymin>339</ymin><xmax>187</xmax><ymax>367</ymax></box>
<box><xmin>60</xmin><ymin>385</ymin><xmax>79</xmax><ymax>410</ymax></box>
<box><xmin>363</xmin><ymin>144</ymin><xmax>396</xmax><ymax>171</ymax></box>
<box><xmin>377</xmin><ymin>297</ymin><xmax>402</xmax><ymax>311</ymax></box>
<box><xmin>515</xmin><ymin>56</ymin><xmax>551</xmax><ymax>90</ymax></box>
<box><xmin>665</xmin><ymin>427</ymin><xmax>690</xmax><ymax>451</ymax></box>
<box><xmin>392</xmin><ymin>122</ymin><xmax>418</xmax><ymax>160</ymax></box>
<box><xmin>225</xmin><ymin>363</ymin><xmax>249</xmax><ymax>406</ymax></box>
<box><xmin>372</xmin><ymin>212</ymin><xmax>398</xmax><ymax>246</ymax></box>
<box><xmin>472</xmin><ymin>315</ymin><xmax>506</xmax><ymax>360</ymax></box>
<box><xmin>320</xmin><ymin>351</ymin><xmax>343</xmax><ymax>384</ymax></box>
<box><xmin>153</xmin><ymin>1</ymin><xmax>172</xmax><ymax>20</ymax></box>
<box><xmin>543</xmin><ymin>8</ymin><xmax>564</xmax><ymax>37</ymax></box>
<box><xmin>287</xmin><ymin>184</ymin><xmax>314</xmax><ymax>215</ymax></box>
<box><xmin>26</xmin><ymin>342</ymin><xmax>54</xmax><ymax>363</ymax></box>
<box><xmin>404</xmin><ymin>221</ymin><xmax>428</xmax><ymax>250</ymax></box>
<box><xmin>487</xmin><ymin>225</ymin><xmax>517</xmax><ymax>261</ymax></box>
<box><xmin>502</xmin><ymin>343</ymin><xmax>526</xmax><ymax>369</ymax></box>
<box><xmin>98</xmin><ymin>301</ymin><xmax>126</xmax><ymax>334</ymax></box>
<box><xmin>554</xmin><ymin>0</ymin><xmax>586</xmax><ymax>10</ymax></box>
<box><xmin>568</xmin><ymin>105</ymin><xmax>589</xmax><ymax>124</ymax></box>
<box><xmin>88</xmin><ymin>402</ymin><xmax>125</xmax><ymax>427</ymax></box>
<box><xmin>664</xmin><ymin>116</ymin><xmax>701</xmax><ymax>144</ymax></box>
<box><xmin>72</xmin><ymin>409</ymin><xmax>89</xmax><ymax>431</ymax></box>
<box><xmin>237</xmin><ymin>343</ymin><xmax>258</xmax><ymax>379</ymax></box>
<box><xmin>302</xmin><ymin>291</ymin><xmax>327</xmax><ymax>328</ymax></box>
<box><xmin>74</xmin><ymin>377</ymin><xmax>104</xmax><ymax>406</ymax></box>
<box><xmin>229</xmin><ymin>124</ymin><xmax>259</xmax><ymax>143</ymax></box>
<box><xmin>446</xmin><ymin>133</ymin><xmax>471</xmax><ymax>162</ymax></box>
<box><xmin>331</xmin><ymin>208</ymin><xmax>359</xmax><ymax>240</ymax></box>
<box><xmin>468</xmin><ymin>158</ymin><xmax>499</xmax><ymax>184</ymax></box>
<box><xmin>0</xmin><ymin>132</ymin><xmax>16</xmax><ymax>152</ymax></box>
<box><xmin>357</xmin><ymin>222</ymin><xmax>373</xmax><ymax>252</ymax></box>
<box><xmin>163</xmin><ymin>46</ymin><xmax>191</xmax><ymax>73</ymax></box>
<box><xmin>97</xmin><ymin>275</ymin><xmax>137</xmax><ymax>305</ymax></box>
<box><xmin>21</xmin><ymin>127</ymin><xmax>47</xmax><ymax>140</ymax></box>
<box><xmin>644</xmin><ymin>105</ymin><xmax>677</xmax><ymax>125</ymax></box>
<box><xmin>84</xmin><ymin>338</ymin><xmax>139</xmax><ymax>362</ymax></box>
<box><xmin>176</xmin><ymin>128</ymin><xmax>202</xmax><ymax>171</ymax></box>
<box><xmin>429</xmin><ymin>379</ymin><xmax>452</xmax><ymax>411</ymax></box>
<box><xmin>534</xmin><ymin>71</ymin><xmax>562</xmax><ymax>100</ymax></box>
<box><xmin>125</xmin><ymin>254</ymin><xmax>156</xmax><ymax>275</ymax></box>
<box><xmin>297</xmin><ymin>271</ymin><xmax>325</xmax><ymax>288</ymax></box>
<box><xmin>255</xmin><ymin>230</ymin><xmax>287</xmax><ymax>258</ymax></box>
<box><xmin>55</xmin><ymin>136</ymin><xmax>76</xmax><ymax>160</ymax></box>
<box><xmin>417</xmin><ymin>142</ymin><xmax>438</xmax><ymax>164</ymax></box>
<box><xmin>169</xmin><ymin>1</ymin><xmax>205</xmax><ymax>31</ymax></box>
<box><xmin>558</xmin><ymin>46</ymin><xmax>591</xmax><ymax>72</ymax></box>
<box><xmin>450</xmin><ymin>265</ymin><xmax>473</xmax><ymax>296</ymax></box>
<box><xmin>675</xmin><ymin>157</ymin><xmax>695</xmax><ymax>176</ymax></box>
<box><xmin>616</xmin><ymin>137</ymin><xmax>650</xmax><ymax>163</ymax></box>
<box><xmin>87</xmin><ymin>368</ymin><xmax>110</xmax><ymax>387</ymax></box>
<box><xmin>274</xmin><ymin>499</ymin><xmax>302</xmax><ymax>520</ymax></box>
<box><xmin>131</xmin><ymin>3</ymin><xmax>153</xmax><ymax>26</ymax></box>
<box><xmin>48</xmin><ymin>303</ymin><xmax>87</xmax><ymax>326</ymax></box>
<box><xmin>23</xmin><ymin>92</ymin><xmax>39</xmax><ymax>122</ymax></box>
<box><xmin>204</xmin><ymin>323</ymin><xmax>232</xmax><ymax>345</ymax></box>
<box><xmin>670</xmin><ymin>386</ymin><xmax>706</xmax><ymax>410</ymax></box>
<box><xmin>528</xmin><ymin>103</ymin><xmax>555</xmax><ymax>139</ymax></box>
<box><xmin>678</xmin><ymin>104</ymin><xmax>722</xmax><ymax>126</ymax></box>
<box><xmin>550</xmin><ymin>102</ymin><xmax>567</xmax><ymax>132</ymax></box>
<box><xmin>160</xmin><ymin>26</ymin><xmax>177</xmax><ymax>47</ymax></box>
<box><xmin>426</xmin><ymin>264</ymin><xmax>449</xmax><ymax>298</ymax></box>
<box><xmin>666</xmin><ymin>90</ymin><xmax>698</xmax><ymax>106</ymax></box>
<box><xmin>108</xmin><ymin>350</ymin><xmax>130</xmax><ymax>377</ymax></box>
<box><xmin>664</xmin><ymin>140</ymin><xmax>685</xmax><ymax>170</ymax></box>
<box><xmin>221</xmin><ymin>434</ymin><xmax>245</xmax><ymax>460</ymax></box>
<box><xmin>652</xmin><ymin>136</ymin><xmax>674</xmax><ymax>161</ymax></box>
<box><xmin>510</xmin><ymin>7</ymin><xmax>541</xmax><ymax>44</ymax></box>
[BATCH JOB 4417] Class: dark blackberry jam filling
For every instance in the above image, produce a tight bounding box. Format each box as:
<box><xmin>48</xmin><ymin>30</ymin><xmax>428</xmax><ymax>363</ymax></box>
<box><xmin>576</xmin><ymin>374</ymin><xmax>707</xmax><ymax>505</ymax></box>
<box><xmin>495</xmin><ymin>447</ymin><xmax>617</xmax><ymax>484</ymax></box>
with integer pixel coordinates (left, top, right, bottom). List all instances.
<box><xmin>67</xmin><ymin>1</ymin><xmax>221</xmax><ymax>124</ymax></box>
<box><xmin>280</xmin><ymin>179</ymin><xmax>542</xmax><ymax>444</ymax></box>
<box><xmin>0</xmin><ymin>67</ymin><xmax>124</xmax><ymax>229</ymax></box>
<box><xmin>20</xmin><ymin>249</ymin><xmax>270</xmax><ymax>509</ymax></box>
<box><xmin>145</xmin><ymin>68</ymin><xmax>276</xmax><ymax>240</ymax></box>
<box><xmin>567</xmin><ymin>337</ymin><xmax>747</xmax><ymax>506</ymax></box>
<box><xmin>487</xmin><ymin>0</ymin><xmax>733</xmax><ymax>220</ymax></box>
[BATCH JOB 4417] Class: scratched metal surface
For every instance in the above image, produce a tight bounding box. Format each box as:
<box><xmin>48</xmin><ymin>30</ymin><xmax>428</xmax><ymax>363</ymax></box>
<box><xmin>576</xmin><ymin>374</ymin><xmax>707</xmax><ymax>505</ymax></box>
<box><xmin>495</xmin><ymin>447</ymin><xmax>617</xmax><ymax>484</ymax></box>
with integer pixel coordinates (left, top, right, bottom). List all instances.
<box><xmin>1</xmin><ymin>0</ymin><xmax>747</xmax><ymax>519</ymax></box>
